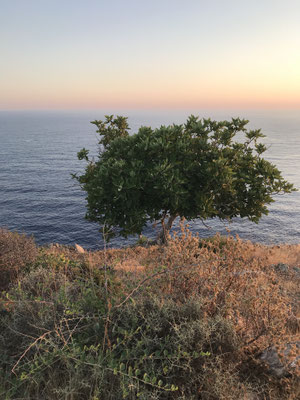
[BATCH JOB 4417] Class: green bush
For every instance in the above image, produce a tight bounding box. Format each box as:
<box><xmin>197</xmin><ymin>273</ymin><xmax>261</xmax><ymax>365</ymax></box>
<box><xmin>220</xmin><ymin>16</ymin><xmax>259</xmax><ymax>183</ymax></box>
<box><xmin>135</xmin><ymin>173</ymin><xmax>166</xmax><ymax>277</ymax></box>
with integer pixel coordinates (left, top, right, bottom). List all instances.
<box><xmin>75</xmin><ymin>115</ymin><xmax>295</xmax><ymax>242</ymax></box>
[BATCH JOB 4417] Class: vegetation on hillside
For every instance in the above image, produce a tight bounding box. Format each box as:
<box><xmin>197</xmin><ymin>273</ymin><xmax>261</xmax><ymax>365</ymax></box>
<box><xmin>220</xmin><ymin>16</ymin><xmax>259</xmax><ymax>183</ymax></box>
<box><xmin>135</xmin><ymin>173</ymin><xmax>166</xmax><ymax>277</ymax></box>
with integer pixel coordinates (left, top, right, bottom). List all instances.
<box><xmin>0</xmin><ymin>227</ymin><xmax>299</xmax><ymax>399</ymax></box>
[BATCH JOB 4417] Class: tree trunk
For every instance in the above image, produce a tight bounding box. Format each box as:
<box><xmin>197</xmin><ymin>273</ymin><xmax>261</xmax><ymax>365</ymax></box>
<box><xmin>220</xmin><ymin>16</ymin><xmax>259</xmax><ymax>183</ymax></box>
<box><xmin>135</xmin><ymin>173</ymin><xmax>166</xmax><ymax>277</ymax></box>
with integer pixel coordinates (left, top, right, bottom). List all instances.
<box><xmin>157</xmin><ymin>214</ymin><xmax>178</xmax><ymax>244</ymax></box>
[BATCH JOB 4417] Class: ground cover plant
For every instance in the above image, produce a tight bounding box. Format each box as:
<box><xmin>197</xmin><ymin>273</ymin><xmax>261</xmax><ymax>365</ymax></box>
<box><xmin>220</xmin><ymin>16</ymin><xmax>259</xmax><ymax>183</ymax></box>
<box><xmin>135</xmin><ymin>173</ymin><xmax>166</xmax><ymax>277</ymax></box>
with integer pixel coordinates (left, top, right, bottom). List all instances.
<box><xmin>0</xmin><ymin>228</ymin><xmax>299</xmax><ymax>399</ymax></box>
<box><xmin>74</xmin><ymin>115</ymin><xmax>295</xmax><ymax>242</ymax></box>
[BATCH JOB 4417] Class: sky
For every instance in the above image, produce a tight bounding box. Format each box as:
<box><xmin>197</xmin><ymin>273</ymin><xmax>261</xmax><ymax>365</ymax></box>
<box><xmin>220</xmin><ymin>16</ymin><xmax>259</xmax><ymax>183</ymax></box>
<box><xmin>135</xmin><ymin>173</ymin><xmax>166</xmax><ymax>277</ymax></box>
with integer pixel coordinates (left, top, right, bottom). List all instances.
<box><xmin>1</xmin><ymin>0</ymin><xmax>300</xmax><ymax>110</ymax></box>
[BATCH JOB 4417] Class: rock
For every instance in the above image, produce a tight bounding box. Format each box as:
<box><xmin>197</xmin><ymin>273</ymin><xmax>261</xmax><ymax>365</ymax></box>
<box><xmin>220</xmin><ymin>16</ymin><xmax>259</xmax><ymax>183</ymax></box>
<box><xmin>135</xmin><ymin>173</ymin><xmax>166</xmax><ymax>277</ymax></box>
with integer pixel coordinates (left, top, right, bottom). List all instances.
<box><xmin>260</xmin><ymin>342</ymin><xmax>300</xmax><ymax>378</ymax></box>
<box><xmin>75</xmin><ymin>243</ymin><xmax>85</xmax><ymax>254</ymax></box>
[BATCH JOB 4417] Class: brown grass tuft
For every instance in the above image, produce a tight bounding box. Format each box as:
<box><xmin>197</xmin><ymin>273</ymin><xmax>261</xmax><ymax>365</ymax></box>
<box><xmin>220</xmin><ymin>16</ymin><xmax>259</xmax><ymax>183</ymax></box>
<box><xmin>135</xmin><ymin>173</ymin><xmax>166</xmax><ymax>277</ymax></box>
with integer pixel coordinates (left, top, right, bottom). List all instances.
<box><xmin>0</xmin><ymin>228</ymin><xmax>38</xmax><ymax>291</ymax></box>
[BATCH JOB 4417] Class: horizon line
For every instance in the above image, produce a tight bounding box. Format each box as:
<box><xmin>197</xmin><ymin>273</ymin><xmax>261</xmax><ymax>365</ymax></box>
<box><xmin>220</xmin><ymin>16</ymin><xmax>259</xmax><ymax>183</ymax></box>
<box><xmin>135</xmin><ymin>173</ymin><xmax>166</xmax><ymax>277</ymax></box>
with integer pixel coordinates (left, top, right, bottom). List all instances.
<box><xmin>1</xmin><ymin>105</ymin><xmax>300</xmax><ymax>113</ymax></box>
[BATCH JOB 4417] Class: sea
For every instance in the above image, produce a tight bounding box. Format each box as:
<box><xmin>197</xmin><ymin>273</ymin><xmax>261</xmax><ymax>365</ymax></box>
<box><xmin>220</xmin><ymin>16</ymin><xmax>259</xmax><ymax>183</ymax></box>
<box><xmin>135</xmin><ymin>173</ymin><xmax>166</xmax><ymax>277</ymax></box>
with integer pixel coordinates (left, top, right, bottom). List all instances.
<box><xmin>0</xmin><ymin>109</ymin><xmax>299</xmax><ymax>249</ymax></box>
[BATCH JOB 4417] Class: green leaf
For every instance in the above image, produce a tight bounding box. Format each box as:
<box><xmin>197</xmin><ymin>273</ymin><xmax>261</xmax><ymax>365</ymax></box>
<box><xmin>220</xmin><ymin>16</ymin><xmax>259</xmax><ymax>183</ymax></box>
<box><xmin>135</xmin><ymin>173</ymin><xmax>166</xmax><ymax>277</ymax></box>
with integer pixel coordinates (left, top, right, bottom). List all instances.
<box><xmin>119</xmin><ymin>363</ymin><xmax>125</xmax><ymax>371</ymax></box>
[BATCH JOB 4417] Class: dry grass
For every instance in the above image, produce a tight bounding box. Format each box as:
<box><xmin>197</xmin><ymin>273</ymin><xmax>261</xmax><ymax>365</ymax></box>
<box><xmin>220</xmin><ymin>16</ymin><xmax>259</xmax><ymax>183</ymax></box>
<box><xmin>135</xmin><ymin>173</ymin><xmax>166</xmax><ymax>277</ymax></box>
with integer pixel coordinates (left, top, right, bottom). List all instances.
<box><xmin>44</xmin><ymin>229</ymin><xmax>300</xmax><ymax>346</ymax></box>
<box><xmin>44</xmin><ymin>227</ymin><xmax>300</xmax><ymax>377</ymax></box>
<box><xmin>0</xmin><ymin>228</ymin><xmax>38</xmax><ymax>291</ymax></box>
<box><xmin>1</xmin><ymin>226</ymin><xmax>299</xmax><ymax>399</ymax></box>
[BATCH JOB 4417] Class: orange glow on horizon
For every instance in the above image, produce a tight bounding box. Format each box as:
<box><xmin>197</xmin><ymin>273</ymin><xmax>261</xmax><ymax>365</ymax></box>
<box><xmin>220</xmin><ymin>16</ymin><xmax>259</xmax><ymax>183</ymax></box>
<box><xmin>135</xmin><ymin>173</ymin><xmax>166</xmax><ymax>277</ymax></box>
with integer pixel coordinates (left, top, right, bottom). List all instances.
<box><xmin>2</xmin><ymin>65</ymin><xmax>300</xmax><ymax>110</ymax></box>
<box><xmin>2</xmin><ymin>91</ymin><xmax>300</xmax><ymax>111</ymax></box>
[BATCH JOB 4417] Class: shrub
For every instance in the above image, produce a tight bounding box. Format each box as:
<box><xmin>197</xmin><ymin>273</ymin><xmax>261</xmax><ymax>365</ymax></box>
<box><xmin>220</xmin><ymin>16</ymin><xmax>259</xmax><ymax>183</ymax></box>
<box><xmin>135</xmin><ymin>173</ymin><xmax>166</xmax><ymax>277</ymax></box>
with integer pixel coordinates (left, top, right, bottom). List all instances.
<box><xmin>0</xmin><ymin>228</ymin><xmax>38</xmax><ymax>291</ymax></box>
<box><xmin>75</xmin><ymin>115</ymin><xmax>295</xmax><ymax>242</ymax></box>
<box><xmin>0</xmin><ymin>280</ymin><xmax>246</xmax><ymax>399</ymax></box>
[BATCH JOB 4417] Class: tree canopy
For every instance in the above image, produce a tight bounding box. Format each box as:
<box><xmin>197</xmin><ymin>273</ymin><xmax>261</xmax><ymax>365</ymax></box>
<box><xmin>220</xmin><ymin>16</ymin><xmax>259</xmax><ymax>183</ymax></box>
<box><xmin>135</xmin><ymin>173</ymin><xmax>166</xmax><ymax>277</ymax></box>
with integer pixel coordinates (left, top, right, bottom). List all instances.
<box><xmin>75</xmin><ymin>115</ymin><xmax>295</xmax><ymax>241</ymax></box>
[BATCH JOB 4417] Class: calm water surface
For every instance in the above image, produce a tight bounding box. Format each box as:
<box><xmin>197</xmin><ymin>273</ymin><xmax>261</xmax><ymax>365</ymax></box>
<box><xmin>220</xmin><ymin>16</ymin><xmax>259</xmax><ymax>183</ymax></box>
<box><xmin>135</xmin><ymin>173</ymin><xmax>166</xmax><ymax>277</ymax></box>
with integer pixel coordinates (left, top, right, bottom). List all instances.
<box><xmin>0</xmin><ymin>109</ymin><xmax>299</xmax><ymax>249</ymax></box>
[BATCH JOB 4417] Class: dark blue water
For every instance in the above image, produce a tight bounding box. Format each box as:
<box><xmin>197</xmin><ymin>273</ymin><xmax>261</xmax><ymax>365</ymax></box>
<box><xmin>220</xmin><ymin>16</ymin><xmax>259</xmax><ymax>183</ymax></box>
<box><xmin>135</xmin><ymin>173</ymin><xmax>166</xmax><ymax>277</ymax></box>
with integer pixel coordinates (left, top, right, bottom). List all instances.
<box><xmin>0</xmin><ymin>109</ymin><xmax>299</xmax><ymax>249</ymax></box>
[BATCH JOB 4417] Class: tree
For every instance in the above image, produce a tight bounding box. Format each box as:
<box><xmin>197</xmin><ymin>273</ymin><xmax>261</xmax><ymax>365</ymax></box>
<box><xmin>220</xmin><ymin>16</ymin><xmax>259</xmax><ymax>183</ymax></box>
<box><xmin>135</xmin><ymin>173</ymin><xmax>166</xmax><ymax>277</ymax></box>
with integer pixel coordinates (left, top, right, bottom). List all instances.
<box><xmin>74</xmin><ymin>115</ymin><xmax>295</xmax><ymax>242</ymax></box>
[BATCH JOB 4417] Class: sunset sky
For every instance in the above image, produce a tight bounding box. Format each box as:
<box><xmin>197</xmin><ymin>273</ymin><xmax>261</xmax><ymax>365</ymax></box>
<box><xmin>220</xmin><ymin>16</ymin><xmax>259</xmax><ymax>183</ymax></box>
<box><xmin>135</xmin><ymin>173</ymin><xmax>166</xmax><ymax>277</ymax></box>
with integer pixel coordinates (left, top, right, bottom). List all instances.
<box><xmin>1</xmin><ymin>0</ymin><xmax>300</xmax><ymax>110</ymax></box>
